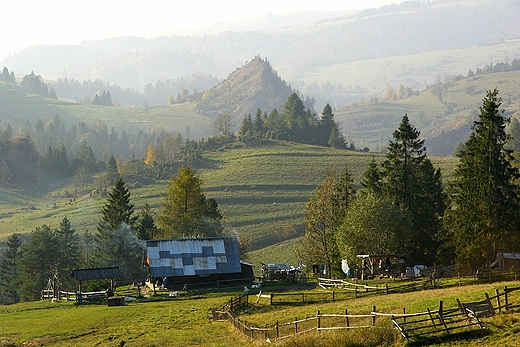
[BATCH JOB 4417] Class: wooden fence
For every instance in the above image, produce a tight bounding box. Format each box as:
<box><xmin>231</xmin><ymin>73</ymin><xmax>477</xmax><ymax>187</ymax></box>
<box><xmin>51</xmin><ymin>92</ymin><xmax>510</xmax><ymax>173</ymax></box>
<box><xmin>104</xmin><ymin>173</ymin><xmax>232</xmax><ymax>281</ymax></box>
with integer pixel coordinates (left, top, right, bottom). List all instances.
<box><xmin>390</xmin><ymin>301</ymin><xmax>484</xmax><ymax>341</ymax></box>
<box><xmin>41</xmin><ymin>289</ymin><xmax>109</xmax><ymax>301</ymax></box>
<box><xmin>215</xmin><ymin>285</ymin><xmax>520</xmax><ymax>342</ymax></box>
<box><xmin>213</xmin><ymin>307</ymin><xmax>380</xmax><ymax>340</ymax></box>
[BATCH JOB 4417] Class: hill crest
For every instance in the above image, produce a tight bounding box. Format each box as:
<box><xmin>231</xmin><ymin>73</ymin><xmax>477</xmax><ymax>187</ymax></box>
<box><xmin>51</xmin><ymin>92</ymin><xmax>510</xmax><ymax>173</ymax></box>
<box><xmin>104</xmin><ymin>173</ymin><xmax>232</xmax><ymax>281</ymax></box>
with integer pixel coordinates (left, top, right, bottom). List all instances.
<box><xmin>196</xmin><ymin>56</ymin><xmax>293</xmax><ymax>125</ymax></box>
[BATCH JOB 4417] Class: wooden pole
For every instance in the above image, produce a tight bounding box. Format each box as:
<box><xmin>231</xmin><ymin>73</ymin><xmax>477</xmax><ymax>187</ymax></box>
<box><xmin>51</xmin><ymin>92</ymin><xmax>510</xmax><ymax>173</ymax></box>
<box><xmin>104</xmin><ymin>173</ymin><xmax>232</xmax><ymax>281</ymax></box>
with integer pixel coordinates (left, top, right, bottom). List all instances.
<box><xmin>372</xmin><ymin>305</ymin><xmax>376</xmax><ymax>326</ymax></box>
<box><xmin>345</xmin><ymin>308</ymin><xmax>349</xmax><ymax>327</ymax></box>
<box><xmin>496</xmin><ymin>289</ymin><xmax>501</xmax><ymax>313</ymax></box>
<box><xmin>317</xmin><ymin>310</ymin><xmax>321</xmax><ymax>331</ymax></box>
<box><xmin>504</xmin><ymin>286</ymin><xmax>509</xmax><ymax>311</ymax></box>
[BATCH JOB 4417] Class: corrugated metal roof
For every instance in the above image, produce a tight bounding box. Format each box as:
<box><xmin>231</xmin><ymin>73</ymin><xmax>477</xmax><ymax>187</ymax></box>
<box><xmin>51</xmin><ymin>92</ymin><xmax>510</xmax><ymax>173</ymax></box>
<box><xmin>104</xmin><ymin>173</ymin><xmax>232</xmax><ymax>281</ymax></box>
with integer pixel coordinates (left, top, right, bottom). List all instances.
<box><xmin>146</xmin><ymin>237</ymin><xmax>241</xmax><ymax>278</ymax></box>
<box><xmin>72</xmin><ymin>267</ymin><xmax>121</xmax><ymax>281</ymax></box>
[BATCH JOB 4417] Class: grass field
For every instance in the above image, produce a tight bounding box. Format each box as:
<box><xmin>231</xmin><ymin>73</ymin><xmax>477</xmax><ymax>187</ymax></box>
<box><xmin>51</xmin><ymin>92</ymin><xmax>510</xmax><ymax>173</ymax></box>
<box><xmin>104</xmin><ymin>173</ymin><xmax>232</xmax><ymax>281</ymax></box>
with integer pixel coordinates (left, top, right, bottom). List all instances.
<box><xmin>0</xmin><ymin>141</ymin><xmax>459</xmax><ymax>271</ymax></box>
<box><xmin>1</xmin><ymin>280</ymin><xmax>520</xmax><ymax>346</ymax></box>
<box><xmin>0</xmin><ymin>82</ymin><xmax>209</xmax><ymax>138</ymax></box>
<box><xmin>334</xmin><ymin>69</ymin><xmax>520</xmax><ymax>154</ymax></box>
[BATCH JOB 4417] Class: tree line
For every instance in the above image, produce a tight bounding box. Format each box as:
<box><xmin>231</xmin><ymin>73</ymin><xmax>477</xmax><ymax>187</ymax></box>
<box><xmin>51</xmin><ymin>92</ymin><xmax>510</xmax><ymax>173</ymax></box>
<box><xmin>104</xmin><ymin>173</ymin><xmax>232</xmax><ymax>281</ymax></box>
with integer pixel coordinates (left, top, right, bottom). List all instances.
<box><xmin>0</xmin><ymin>166</ymin><xmax>226</xmax><ymax>304</ymax></box>
<box><xmin>299</xmin><ymin>89</ymin><xmax>520</xmax><ymax>276</ymax></box>
<box><xmin>237</xmin><ymin>93</ymin><xmax>361</xmax><ymax>150</ymax></box>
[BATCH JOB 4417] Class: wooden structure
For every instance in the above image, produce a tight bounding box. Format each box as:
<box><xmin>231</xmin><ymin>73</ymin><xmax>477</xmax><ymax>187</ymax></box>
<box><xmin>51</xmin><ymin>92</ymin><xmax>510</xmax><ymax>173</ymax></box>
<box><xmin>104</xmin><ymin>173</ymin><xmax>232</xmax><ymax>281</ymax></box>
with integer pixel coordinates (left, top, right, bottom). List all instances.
<box><xmin>72</xmin><ymin>266</ymin><xmax>121</xmax><ymax>302</ymax></box>
<box><xmin>490</xmin><ymin>251</ymin><xmax>520</xmax><ymax>271</ymax></box>
<box><xmin>261</xmin><ymin>263</ymin><xmax>302</xmax><ymax>282</ymax></box>
<box><xmin>145</xmin><ymin>237</ymin><xmax>253</xmax><ymax>289</ymax></box>
<box><xmin>356</xmin><ymin>254</ymin><xmax>405</xmax><ymax>279</ymax></box>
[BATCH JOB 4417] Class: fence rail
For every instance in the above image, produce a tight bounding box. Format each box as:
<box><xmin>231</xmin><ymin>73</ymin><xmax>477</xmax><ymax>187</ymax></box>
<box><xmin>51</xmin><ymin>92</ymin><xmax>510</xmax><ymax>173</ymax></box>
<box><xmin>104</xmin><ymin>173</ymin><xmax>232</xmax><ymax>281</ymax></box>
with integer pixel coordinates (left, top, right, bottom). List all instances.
<box><xmin>215</xmin><ymin>284</ymin><xmax>520</xmax><ymax>342</ymax></box>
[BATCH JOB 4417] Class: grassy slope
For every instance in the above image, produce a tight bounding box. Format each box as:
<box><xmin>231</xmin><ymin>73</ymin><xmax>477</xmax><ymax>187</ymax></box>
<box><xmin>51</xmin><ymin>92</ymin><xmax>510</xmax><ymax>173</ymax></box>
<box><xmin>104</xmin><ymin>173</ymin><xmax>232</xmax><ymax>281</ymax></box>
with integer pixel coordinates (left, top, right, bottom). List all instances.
<box><xmin>1</xmin><ymin>281</ymin><xmax>520</xmax><ymax>346</ymax></box>
<box><xmin>335</xmin><ymin>69</ymin><xmax>520</xmax><ymax>152</ymax></box>
<box><xmin>0</xmin><ymin>81</ymin><xmax>209</xmax><ymax>138</ymax></box>
<box><xmin>0</xmin><ymin>142</ymin><xmax>459</xmax><ymax>272</ymax></box>
<box><xmin>291</xmin><ymin>40</ymin><xmax>520</xmax><ymax>92</ymax></box>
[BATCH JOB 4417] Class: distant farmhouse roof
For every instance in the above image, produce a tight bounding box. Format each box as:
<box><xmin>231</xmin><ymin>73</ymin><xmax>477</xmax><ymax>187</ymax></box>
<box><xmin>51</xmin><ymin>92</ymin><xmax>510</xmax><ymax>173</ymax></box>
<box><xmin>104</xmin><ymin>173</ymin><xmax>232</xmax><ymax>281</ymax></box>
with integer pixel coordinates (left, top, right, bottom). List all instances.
<box><xmin>146</xmin><ymin>237</ymin><xmax>241</xmax><ymax>278</ymax></box>
<box><xmin>72</xmin><ymin>267</ymin><xmax>121</xmax><ymax>281</ymax></box>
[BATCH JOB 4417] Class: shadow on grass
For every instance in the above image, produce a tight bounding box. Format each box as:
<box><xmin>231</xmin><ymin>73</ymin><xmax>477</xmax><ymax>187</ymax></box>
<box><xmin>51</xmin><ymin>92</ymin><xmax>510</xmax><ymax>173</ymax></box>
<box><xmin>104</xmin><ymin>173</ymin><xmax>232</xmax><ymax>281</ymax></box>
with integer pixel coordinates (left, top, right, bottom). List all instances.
<box><xmin>406</xmin><ymin>328</ymin><xmax>491</xmax><ymax>346</ymax></box>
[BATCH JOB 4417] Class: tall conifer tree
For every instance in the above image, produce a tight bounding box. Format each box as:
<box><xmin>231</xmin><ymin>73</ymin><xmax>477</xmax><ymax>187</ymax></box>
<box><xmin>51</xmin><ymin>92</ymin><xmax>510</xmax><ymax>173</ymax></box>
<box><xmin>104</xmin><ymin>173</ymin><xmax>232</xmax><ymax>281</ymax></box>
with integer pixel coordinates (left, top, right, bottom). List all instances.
<box><xmin>444</xmin><ymin>89</ymin><xmax>520</xmax><ymax>269</ymax></box>
<box><xmin>381</xmin><ymin>115</ymin><xmax>444</xmax><ymax>265</ymax></box>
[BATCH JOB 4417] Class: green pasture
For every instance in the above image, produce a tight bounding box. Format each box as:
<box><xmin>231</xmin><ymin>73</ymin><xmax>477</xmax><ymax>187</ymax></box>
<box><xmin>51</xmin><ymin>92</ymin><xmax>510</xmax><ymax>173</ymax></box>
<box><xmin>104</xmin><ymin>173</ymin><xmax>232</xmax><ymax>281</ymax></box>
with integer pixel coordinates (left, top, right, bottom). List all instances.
<box><xmin>0</xmin><ymin>82</ymin><xmax>208</xmax><ymax>138</ymax></box>
<box><xmin>0</xmin><ymin>142</ymin><xmax>459</xmax><ymax>268</ymax></box>
<box><xmin>1</xmin><ymin>280</ymin><xmax>520</xmax><ymax>346</ymax></box>
<box><xmin>297</xmin><ymin>40</ymin><xmax>520</xmax><ymax>91</ymax></box>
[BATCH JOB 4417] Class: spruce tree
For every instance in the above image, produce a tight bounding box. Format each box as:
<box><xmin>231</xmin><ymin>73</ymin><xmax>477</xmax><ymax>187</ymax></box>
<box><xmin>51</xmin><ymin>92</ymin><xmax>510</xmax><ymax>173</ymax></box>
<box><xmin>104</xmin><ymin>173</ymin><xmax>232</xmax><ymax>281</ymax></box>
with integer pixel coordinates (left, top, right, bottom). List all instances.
<box><xmin>55</xmin><ymin>217</ymin><xmax>80</xmax><ymax>289</ymax></box>
<box><xmin>444</xmin><ymin>89</ymin><xmax>520</xmax><ymax>269</ymax></box>
<box><xmin>136</xmin><ymin>202</ymin><xmax>158</xmax><ymax>240</ymax></box>
<box><xmin>0</xmin><ymin>233</ymin><xmax>22</xmax><ymax>304</ymax></box>
<box><xmin>360</xmin><ymin>156</ymin><xmax>382</xmax><ymax>195</ymax></box>
<box><xmin>98</xmin><ymin>177</ymin><xmax>137</xmax><ymax>231</ymax></box>
<box><xmin>381</xmin><ymin>115</ymin><xmax>444</xmax><ymax>265</ymax></box>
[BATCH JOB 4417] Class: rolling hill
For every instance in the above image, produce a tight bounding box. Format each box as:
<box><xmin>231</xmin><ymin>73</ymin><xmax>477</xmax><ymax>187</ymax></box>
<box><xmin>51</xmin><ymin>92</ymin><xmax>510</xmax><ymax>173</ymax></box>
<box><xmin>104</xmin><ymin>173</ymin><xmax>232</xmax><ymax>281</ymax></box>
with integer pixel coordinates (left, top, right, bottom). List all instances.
<box><xmin>335</xmin><ymin>69</ymin><xmax>520</xmax><ymax>155</ymax></box>
<box><xmin>0</xmin><ymin>141</ymin><xmax>459</xmax><ymax>268</ymax></box>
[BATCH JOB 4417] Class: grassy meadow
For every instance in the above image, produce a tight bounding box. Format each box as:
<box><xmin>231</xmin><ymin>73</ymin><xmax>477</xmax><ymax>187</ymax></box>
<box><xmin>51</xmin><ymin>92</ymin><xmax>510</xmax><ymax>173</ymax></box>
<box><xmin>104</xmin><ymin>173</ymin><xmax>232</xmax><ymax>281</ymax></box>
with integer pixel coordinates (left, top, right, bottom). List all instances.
<box><xmin>0</xmin><ymin>141</ymin><xmax>459</xmax><ymax>271</ymax></box>
<box><xmin>0</xmin><ymin>81</ymin><xmax>209</xmax><ymax>138</ymax></box>
<box><xmin>1</xmin><ymin>280</ymin><xmax>520</xmax><ymax>346</ymax></box>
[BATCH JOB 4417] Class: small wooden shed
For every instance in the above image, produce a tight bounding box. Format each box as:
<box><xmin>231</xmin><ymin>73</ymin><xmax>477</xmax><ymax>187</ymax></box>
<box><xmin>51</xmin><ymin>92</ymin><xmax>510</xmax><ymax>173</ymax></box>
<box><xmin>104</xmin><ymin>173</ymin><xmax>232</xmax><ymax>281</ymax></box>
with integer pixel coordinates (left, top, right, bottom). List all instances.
<box><xmin>357</xmin><ymin>254</ymin><xmax>405</xmax><ymax>279</ymax></box>
<box><xmin>490</xmin><ymin>251</ymin><xmax>520</xmax><ymax>271</ymax></box>
<box><xmin>72</xmin><ymin>266</ymin><xmax>121</xmax><ymax>300</ymax></box>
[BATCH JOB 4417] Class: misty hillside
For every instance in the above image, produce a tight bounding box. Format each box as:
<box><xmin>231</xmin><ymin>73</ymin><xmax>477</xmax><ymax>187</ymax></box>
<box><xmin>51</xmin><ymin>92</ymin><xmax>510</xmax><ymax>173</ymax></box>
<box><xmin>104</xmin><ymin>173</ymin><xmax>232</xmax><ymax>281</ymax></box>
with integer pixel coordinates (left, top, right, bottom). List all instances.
<box><xmin>3</xmin><ymin>0</ymin><xmax>519</xmax><ymax>99</ymax></box>
<box><xmin>197</xmin><ymin>56</ymin><xmax>294</xmax><ymax>123</ymax></box>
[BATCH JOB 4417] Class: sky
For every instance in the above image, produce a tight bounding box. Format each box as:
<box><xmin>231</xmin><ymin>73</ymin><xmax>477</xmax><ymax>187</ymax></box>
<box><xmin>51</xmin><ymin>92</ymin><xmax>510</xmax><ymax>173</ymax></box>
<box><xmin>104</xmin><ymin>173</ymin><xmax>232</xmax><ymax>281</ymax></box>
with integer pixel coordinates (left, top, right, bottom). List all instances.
<box><xmin>1</xmin><ymin>0</ymin><xmax>401</xmax><ymax>61</ymax></box>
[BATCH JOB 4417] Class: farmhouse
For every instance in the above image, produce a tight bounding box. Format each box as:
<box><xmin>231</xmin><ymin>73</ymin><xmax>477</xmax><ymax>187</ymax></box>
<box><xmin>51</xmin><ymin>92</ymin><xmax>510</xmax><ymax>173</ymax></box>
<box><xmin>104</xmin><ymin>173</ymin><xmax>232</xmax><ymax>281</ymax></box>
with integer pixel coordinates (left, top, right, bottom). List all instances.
<box><xmin>145</xmin><ymin>236</ymin><xmax>253</xmax><ymax>290</ymax></box>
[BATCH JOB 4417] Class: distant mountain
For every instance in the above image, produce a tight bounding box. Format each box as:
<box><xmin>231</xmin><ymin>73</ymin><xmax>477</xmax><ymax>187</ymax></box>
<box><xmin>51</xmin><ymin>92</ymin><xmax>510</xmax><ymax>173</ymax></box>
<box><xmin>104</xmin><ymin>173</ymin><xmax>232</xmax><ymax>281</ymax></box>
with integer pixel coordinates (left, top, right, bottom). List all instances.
<box><xmin>335</xmin><ymin>68</ymin><xmax>520</xmax><ymax>156</ymax></box>
<box><xmin>197</xmin><ymin>56</ymin><xmax>293</xmax><ymax>124</ymax></box>
<box><xmin>3</xmin><ymin>0</ymin><xmax>519</xmax><ymax>101</ymax></box>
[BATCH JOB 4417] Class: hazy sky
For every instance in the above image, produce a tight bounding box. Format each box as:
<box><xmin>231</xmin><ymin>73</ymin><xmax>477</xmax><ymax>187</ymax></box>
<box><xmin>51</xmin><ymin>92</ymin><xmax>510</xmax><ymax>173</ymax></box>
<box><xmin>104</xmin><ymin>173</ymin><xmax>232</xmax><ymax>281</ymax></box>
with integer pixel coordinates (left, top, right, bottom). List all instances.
<box><xmin>1</xmin><ymin>0</ymin><xmax>401</xmax><ymax>61</ymax></box>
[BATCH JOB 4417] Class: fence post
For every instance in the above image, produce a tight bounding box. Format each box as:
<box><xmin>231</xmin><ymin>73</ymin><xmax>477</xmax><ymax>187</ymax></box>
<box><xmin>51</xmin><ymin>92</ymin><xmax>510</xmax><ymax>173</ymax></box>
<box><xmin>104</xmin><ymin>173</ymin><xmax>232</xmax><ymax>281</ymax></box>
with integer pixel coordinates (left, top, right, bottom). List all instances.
<box><xmin>439</xmin><ymin>301</ymin><xmax>443</xmax><ymax>316</ymax></box>
<box><xmin>332</xmin><ymin>291</ymin><xmax>335</xmax><ymax>301</ymax></box>
<box><xmin>317</xmin><ymin>310</ymin><xmax>321</xmax><ymax>331</ymax></box>
<box><xmin>504</xmin><ymin>286</ymin><xmax>509</xmax><ymax>311</ymax></box>
<box><xmin>230</xmin><ymin>297</ymin><xmax>234</xmax><ymax>311</ymax></box>
<box><xmin>372</xmin><ymin>305</ymin><xmax>376</xmax><ymax>326</ymax></box>
<box><xmin>295</xmin><ymin>317</ymin><xmax>298</xmax><ymax>334</ymax></box>
<box><xmin>345</xmin><ymin>308</ymin><xmax>349</xmax><ymax>327</ymax></box>
<box><xmin>496</xmin><ymin>289</ymin><xmax>501</xmax><ymax>313</ymax></box>
<box><xmin>355</xmin><ymin>285</ymin><xmax>358</xmax><ymax>298</ymax></box>
<box><xmin>302</xmin><ymin>293</ymin><xmax>305</xmax><ymax>304</ymax></box>
<box><xmin>275</xmin><ymin>321</ymin><xmax>279</xmax><ymax>338</ymax></box>
<box><xmin>385</xmin><ymin>284</ymin><xmax>389</xmax><ymax>294</ymax></box>
<box><xmin>403</xmin><ymin>307</ymin><xmax>406</xmax><ymax>324</ymax></box>
<box><xmin>270</xmin><ymin>293</ymin><xmax>273</xmax><ymax>305</ymax></box>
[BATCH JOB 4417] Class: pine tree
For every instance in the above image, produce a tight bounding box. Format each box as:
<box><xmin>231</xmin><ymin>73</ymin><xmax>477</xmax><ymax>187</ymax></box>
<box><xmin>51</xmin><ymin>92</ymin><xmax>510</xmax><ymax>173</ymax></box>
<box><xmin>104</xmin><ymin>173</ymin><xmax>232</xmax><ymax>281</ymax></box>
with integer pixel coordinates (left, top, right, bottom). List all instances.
<box><xmin>381</xmin><ymin>115</ymin><xmax>444</xmax><ymax>265</ymax></box>
<box><xmin>361</xmin><ymin>156</ymin><xmax>382</xmax><ymax>195</ymax></box>
<box><xmin>55</xmin><ymin>217</ymin><xmax>80</xmax><ymax>290</ymax></box>
<box><xmin>253</xmin><ymin>108</ymin><xmax>264</xmax><ymax>133</ymax></box>
<box><xmin>136</xmin><ymin>202</ymin><xmax>158</xmax><ymax>240</ymax></box>
<box><xmin>105</xmin><ymin>155</ymin><xmax>119</xmax><ymax>186</ymax></box>
<box><xmin>444</xmin><ymin>89</ymin><xmax>520</xmax><ymax>269</ymax></box>
<box><xmin>98</xmin><ymin>177</ymin><xmax>137</xmax><ymax>231</ymax></box>
<box><xmin>18</xmin><ymin>225</ymin><xmax>60</xmax><ymax>301</ymax></box>
<box><xmin>0</xmin><ymin>233</ymin><xmax>22</xmax><ymax>304</ymax></box>
<box><xmin>157</xmin><ymin>166</ymin><xmax>222</xmax><ymax>238</ymax></box>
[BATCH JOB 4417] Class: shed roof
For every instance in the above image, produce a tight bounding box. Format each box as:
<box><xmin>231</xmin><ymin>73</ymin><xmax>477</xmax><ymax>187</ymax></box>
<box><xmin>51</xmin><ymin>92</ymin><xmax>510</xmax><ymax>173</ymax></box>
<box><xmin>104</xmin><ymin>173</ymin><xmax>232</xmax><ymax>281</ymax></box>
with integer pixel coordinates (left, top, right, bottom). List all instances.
<box><xmin>72</xmin><ymin>267</ymin><xmax>121</xmax><ymax>281</ymax></box>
